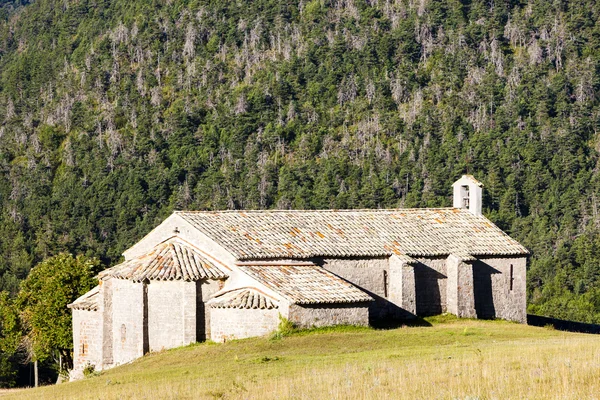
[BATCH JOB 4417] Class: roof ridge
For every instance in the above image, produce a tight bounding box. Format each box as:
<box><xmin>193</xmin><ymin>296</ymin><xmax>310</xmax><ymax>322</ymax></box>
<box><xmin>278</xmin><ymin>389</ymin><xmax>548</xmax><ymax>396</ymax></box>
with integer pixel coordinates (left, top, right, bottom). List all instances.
<box><xmin>175</xmin><ymin>207</ymin><xmax>460</xmax><ymax>214</ymax></box>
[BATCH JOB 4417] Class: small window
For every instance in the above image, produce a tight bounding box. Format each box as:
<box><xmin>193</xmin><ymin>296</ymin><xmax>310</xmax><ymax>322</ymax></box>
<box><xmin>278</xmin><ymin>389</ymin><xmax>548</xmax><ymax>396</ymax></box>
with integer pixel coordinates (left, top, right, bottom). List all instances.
<box><xmin>383</xmin><ymin>270</ymin><xmax>389</xmax><ymax>298</ymax></box>
<box><xmin>81</xmin><ymin>342</ymin><xmax>87</xmax><ymax>356</ymax></box>
<box><xmin>462</xmin><ymin>185</ymin><xmax>470</xmax><ymax>208</ymax></box>
<box><xmin>509</xmin><ymin>264</ymin><xmax>514</xmax><ymax>291</ymax></box>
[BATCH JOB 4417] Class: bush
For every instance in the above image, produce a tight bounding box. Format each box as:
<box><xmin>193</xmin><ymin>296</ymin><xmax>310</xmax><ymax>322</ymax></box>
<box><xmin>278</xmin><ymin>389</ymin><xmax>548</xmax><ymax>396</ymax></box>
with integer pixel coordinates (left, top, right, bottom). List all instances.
<box><xmin>270</xmin><ymin>315</ymin><xmax>297</xmax><ymax>340</ymax></box>
<box><xmin>82</xmin><ymin>363</ymin><xmax>96</xmax><ymax>377</ymax></box>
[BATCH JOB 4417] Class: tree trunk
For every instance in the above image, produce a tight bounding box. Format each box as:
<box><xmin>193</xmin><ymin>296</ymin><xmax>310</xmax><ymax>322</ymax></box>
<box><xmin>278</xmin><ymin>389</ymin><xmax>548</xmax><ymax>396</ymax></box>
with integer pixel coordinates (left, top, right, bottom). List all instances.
<box><xmin>34</xmin><ymin>360</ymin><xmax>38</xmax><ymax>388</ymax></box>
<box><xmin>60</xmin><ymin>348</ymin><xmax>73</xmax><ymax>370</ymax></box>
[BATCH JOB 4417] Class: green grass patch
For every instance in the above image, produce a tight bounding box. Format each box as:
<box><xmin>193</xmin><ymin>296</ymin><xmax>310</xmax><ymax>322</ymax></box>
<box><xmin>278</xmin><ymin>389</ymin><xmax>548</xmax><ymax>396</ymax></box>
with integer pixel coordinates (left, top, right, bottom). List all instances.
<box><xmin>2</xmin><ymin>318</ymin><xmax>598</xmax><ymax>400</ymax></box>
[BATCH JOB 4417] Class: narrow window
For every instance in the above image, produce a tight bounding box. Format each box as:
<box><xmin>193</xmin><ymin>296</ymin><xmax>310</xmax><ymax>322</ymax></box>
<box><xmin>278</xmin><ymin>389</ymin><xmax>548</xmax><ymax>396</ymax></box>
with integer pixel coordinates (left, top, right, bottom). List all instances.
<box><xmin>383</xmin><ymin>270</ymin><xmax>388</xmax><ymax>298</ymax></box>
<box><xmin>462</xmin><ymin>185</ymin><xmax>470</xmax><ymax>208</ymax></box>
<box><xmin>81</xmin><ymin>342</ymin><xmax>87</xmax><ymax>356</ymax></box>
<box><xmin>509</xmin><ymin>264</ymin><xmax>514</xmax><ymax>291</ymax></box>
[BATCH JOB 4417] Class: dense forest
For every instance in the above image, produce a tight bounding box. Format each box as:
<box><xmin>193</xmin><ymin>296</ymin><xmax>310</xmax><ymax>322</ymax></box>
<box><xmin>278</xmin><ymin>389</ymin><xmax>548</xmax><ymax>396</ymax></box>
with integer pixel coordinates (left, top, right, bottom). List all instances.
<box><xmin>0</xmin><ymin>0</ymin><xmax>600</xmax><ymax>381</ymax></box>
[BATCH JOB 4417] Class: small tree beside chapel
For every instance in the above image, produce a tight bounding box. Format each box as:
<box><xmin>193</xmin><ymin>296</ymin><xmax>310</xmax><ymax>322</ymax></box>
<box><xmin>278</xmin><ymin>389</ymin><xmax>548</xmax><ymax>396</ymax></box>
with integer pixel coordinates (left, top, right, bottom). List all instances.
<box><xmin>18</xmin><ymin>253</ymin><xmax>100</xmax><ymax>381</ymax></box>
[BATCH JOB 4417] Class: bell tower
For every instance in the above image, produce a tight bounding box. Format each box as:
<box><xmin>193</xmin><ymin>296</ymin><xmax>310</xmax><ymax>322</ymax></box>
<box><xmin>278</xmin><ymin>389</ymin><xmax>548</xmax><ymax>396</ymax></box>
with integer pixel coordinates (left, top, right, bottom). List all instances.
<box><xmin>452</xmin><ymin>175</ymin><xmax>483</xmax><ymax>216</ymax></box>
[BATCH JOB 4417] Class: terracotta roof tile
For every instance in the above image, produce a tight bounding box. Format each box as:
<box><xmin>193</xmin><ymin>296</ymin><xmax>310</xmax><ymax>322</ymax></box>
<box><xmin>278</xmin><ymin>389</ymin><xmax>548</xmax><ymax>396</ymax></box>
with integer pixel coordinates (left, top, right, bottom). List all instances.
<box><xmin>238</xmin><ymin>263</ymin><xmax>373</xmax><ymax>304</ymax></box>
<box><xmin>100</xmin><ymin>239</ymin><xmax>228</xmax><ymax>282</ymax></box>
<box><xmin>176</xmin><ymin>209</ymin><xmax>528</xmax><ymax>260</ymax></box>
<box><xmin>208</xmin><ymin>288</ymin><xmax>279</xmax><ymax>309</ymax></box>
<box><xmin>68</xmin><ymin>286</ymin><xmax>100</xmax><ymax>311</ymax></box>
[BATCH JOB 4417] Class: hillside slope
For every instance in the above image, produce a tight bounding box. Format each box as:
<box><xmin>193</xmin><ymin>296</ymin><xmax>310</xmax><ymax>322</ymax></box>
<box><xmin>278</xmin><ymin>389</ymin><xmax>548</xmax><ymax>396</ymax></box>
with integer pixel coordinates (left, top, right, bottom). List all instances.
<box><xmin>0</xmin><ymin>0</ymin><xmax>599</xmax><ymax>322</ymax></box>
<box><xmin>2</xmin><ymin>317</ymin><xmax>599</xmax><ymax>399</ymax></box>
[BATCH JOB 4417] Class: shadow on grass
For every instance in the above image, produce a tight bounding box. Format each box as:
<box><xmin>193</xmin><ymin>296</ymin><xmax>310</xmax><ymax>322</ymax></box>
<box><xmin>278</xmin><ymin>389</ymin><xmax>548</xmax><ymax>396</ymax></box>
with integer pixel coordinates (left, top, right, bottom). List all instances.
<box><xmin>527</xmin><ymin>314</ymin><xmax>600</xmax><ymax>334</ymax></box>
<box><xmin>370</xmin><ymin>316</ymin><xmax>433</xmax><ymax>329</ymax></box>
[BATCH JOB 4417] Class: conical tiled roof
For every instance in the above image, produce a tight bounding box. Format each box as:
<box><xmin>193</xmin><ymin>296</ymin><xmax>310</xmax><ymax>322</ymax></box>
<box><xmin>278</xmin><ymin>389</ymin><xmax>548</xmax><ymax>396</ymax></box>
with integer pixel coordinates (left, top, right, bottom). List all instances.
<box><xmin>100</xmin><ymin>239</ymin><xmax>228</xmax><ymax>282</ymax></box>
<box><xmin>208</xmin><ymin>288</ymin><xmax>279</xmax><ymax>309</ymax></box>
<box><xmin>68</xmin><ymin>286</ymin><xmax>100</xmax><ymax>311</ymax></box>
<box><xmin>238</xmin><ymin>263</ymin><xmax>373</xmax><ymax>304</ymax></box>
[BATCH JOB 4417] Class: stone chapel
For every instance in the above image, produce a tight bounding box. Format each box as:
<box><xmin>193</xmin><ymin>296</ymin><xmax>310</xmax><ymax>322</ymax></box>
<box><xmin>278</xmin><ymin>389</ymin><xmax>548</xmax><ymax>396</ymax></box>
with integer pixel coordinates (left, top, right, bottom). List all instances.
<box><xmin>68</xmin><ymin>175</ymin><xmax>528</xmax><ymax>379</ymax></box>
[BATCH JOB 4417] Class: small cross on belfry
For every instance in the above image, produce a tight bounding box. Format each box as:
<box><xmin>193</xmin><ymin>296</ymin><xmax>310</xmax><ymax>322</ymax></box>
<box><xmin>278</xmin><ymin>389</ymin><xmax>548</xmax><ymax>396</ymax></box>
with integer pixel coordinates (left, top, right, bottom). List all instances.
<box><xmin>173</xmin><ymin>227</ymin><xmax>180</xmax><ymax>234</ymax></box>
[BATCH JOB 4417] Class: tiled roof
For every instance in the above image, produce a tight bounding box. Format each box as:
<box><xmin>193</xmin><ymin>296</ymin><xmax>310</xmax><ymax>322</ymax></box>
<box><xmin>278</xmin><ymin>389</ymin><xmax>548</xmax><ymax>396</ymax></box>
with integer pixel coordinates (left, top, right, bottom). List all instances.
<box><xmin>68</xmin><ymin>286</ymin><xmax>100</xmax><ymax>311</ymax></box>
<box><xmin>100</xmin><ymin>239</ymin><xmax>228</xmax><ymax>282</ymax></box>
<box><xmin>176</xmin><ymin>208</ymin><xmax>528</xmax><ymax>260</ymax></box>
<box><xmin>451</xmin><ymin>251</ymin><xmax>478</xmax><ymax>262</ymax></box>
<box><xmin>208</xmin><ymin>288</ymin><xmax>279</xmax><ymax>309</ymax></box>
<box><xmin>459</xmin><ymin>175</ymin><xmax>484</xmax><ymax>187</ymax></box>
<box><xmin>238</xmin><ymin>263</ymin><xmax>373</xmax><ymax>304</ymax></box>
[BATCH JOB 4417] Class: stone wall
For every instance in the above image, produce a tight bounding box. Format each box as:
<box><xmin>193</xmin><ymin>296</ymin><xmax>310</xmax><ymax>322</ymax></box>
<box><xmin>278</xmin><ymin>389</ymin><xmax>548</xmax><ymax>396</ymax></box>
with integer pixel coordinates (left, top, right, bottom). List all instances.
<box><xmin>147</xmin><ymin>280</ymin><xmax>186</xmax><ymax>351</ymax></box>
<box><xmin>315</xmin><ymin>256</ymin><xmax>452</xmax><ymax>320</ymax></box>
<box><xmin>473</xmin><ymin>257</ymin><xmax>527</xmax><ymax>323</ymax></box>
<box><xmin>143</xmin><ymin>279</ymin><xmax>224</xmax><ymax>351</ymax></box>
<box><xmin>414</xmin><ymin>257</ymin><xmax>447</xmax><ymax>316</ymax></box>
<box><xmin>318</xmin><ymin>257</ymin><xmax>390</xmax><ymax>319</ymax></box>
<box><xmin>198</xmin><ymin>280</ymin><xmax>222</xmax><ymax>340</ymax></box>
<box><xmin>388</xmin><ymin>256</ymin><xmax>416</xmax><ymax>319</ymax></box>
<box><xmin>100</xmin><ymin>279</ymin><xmax>113</xmax><ymax>368</ymax></box>
<box><xmin>110</xmin><ymin>279</ymin><xmax>145</xmax><ymax>366</ymax></box>
<box><xmin>288</xmin><ymin>303</ymin><xmax>370</xmax><ymax>328</ymax></box>
<box><xmin>446</xmin><ymin>255</ymin><xmax>476</xmax><ymax>318</ymax></box>
<box><xmin>72</xmin><ymin>309</ymin><xmax>102</xmax><ymax>377</ymax></box>
<box><xmin>209</xmin><ymin>307</ymin><xmax>279</xmax><ymax>342</ymax></box>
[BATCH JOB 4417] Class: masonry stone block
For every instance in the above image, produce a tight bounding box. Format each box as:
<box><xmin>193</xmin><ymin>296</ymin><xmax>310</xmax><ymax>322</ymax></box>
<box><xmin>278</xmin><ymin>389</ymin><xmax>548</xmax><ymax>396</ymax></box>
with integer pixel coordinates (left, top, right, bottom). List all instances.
<box><xmin>288</xmin><ymin>303</ymin><xmax>370</xmax><ymax>328</ymax></box>
<box><xmin>446</xmin><ymin>255</ymin><xmax>476</xmax><ymax>319</ymax></box>
<box><xmin>111</xmin><ymin>279</ymin><xmax>145</xmax><ymax>366</ymax></box>
<box><xmin>210</xmin><ymin>307</ymin><xmax>279</xmax><ymax>342</ymax></box>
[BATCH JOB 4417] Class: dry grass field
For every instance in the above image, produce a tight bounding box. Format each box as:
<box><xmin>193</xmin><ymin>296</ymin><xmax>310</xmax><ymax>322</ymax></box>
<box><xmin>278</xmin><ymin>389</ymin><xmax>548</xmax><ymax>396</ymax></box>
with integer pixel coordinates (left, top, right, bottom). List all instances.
<box><xmin>2</xmin><ymin>315</ymin><xmax>599</xmax><ymax>400</ymax></box>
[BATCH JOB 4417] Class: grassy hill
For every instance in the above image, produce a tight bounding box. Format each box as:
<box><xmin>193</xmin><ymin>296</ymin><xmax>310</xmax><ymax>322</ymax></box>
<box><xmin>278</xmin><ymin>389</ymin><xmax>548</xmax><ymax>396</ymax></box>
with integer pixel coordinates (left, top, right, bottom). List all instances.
<box><xmin>2</xmin><ymin>316</ymin><xmax>599</xmax><ymax>399</ymax></box>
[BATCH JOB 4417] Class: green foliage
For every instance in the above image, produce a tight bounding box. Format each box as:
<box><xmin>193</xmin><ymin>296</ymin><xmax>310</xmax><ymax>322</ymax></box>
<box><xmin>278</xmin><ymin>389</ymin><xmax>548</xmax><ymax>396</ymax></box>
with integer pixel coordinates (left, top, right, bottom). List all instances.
<box><xmin>0</xmin><ymin>0</ymin><xmax>596</xmax><ymax>324</ymax></box>
<box><xmin>0</xmin><ymin>352</ymin><xmax>17</xmax><ymax>388</ymax></box>
<box><xmin>0</xmin><ymin>292</ymin><xmax>20</xmax><ymax>387</ymax></box>
<box><xmin>17</xmin><ymin>254</ymin><xmax>100</xmax><ymax>363</ymax></box>
<box><xmin>270</xmin><ymin>315</ymin><xmax>298</xmax><ymax>340</ymax></box>
<box><xmin>82</xmin><ymin>363</ymin><xmax>96</xmax><ymax>377</ymax></box>
<box><xmin>0</xmin><ymin>292</ymin><xmax>21</xmax><ymax>355</ymax></box>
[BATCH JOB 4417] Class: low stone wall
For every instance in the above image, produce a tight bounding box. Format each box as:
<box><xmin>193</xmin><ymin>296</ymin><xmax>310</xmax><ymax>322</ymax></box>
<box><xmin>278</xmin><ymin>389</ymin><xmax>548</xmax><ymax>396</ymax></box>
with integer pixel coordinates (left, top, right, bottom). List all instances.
<box><xmin>288</xmin><ymin>303</ymin><xmax>370</xmax><ymax>328</ymax></box>
<box><xmin>210</xmin><ymin>307</ymin><xmax>279</xmax><ymax>342</ymax></box>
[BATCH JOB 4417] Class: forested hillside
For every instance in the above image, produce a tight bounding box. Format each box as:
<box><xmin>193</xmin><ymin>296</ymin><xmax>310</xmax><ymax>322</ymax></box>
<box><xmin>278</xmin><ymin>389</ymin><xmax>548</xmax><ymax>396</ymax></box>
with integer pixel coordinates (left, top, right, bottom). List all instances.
<box><xmin>0</xmin><ymin>0</ymin><xmax>599</xmax><ymax>325</ymax></box>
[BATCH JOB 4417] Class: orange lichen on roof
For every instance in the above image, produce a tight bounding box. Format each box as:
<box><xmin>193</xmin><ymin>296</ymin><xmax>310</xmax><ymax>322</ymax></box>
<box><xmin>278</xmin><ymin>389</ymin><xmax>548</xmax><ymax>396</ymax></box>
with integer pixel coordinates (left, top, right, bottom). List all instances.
<box><xmin>175</xmin><ymin>208</ymin><xmax>529</xmax><ymax>260</ymax></box>
<box><xmin>209</xmin><ymin>288</ymin><xmax>278</xmax><ymax>310</ymax></box>
<box><xmin>238</xmin><ymin>263</ymin><xmax>373</xmax><ymax>304</ymax></box>
<box><xmin>100</xmin><ymin>238</ymin><xmax>229</xmax><ymax>282</ymax></box>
